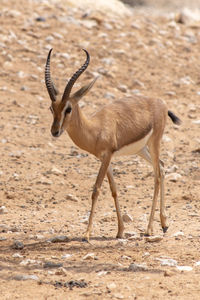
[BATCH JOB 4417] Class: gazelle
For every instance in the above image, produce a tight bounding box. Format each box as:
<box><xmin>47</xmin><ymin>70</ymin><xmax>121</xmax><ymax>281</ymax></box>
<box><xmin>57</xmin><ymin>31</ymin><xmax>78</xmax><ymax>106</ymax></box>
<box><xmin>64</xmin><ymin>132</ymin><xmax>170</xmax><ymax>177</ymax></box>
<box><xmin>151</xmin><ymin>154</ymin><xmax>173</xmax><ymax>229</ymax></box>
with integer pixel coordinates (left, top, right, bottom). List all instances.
<box><xmin>45</xmin><ymin>48</ymin><xmax>181</xmax><ymax>242</ymax></box>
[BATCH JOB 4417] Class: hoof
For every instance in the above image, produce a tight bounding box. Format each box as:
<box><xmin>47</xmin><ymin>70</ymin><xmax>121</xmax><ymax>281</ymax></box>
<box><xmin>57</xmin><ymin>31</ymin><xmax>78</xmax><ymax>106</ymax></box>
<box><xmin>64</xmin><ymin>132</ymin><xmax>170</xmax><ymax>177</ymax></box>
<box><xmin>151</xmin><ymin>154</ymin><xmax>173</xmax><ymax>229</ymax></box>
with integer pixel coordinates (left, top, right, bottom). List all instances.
<box><xmin>162</xmin><ymin>226</ymin><xmax>168</xmax><ymax>233</ymax></box>
<box><xmin>82</xmin><ymin>237</ymin><xmax>89</xmax><ymax>243</ymax></box>
<box><xmin>144</xmin><ymin>232</ymin><xmax>150</xmax><ymax>237</ymax></box>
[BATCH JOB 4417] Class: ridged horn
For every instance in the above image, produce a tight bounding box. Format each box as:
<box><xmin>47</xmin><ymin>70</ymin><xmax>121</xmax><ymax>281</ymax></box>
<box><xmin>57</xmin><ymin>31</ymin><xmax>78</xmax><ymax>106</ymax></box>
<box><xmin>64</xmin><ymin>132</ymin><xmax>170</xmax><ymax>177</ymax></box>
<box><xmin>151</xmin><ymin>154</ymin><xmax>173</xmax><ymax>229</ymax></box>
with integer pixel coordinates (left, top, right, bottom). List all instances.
<box><xmin>61</xmin><ymin>49</ymin><xmax>90</xmax><ymax>102</ymax></box>
<box><xmin>45</xmin><ymin>48</ymin><xmax>58</xmax><ymax>102</ymax></box>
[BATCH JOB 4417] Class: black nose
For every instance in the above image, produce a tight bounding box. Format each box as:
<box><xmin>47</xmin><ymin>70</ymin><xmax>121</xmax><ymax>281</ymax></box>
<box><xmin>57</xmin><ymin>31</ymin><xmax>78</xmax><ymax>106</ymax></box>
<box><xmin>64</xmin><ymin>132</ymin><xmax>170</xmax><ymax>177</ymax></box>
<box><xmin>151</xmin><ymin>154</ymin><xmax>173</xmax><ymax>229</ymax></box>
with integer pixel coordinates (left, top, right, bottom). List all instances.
<box><xmin>52</xmin><ymin>131</ymin><xmax>59</xmax><ymax>137</ymax></box>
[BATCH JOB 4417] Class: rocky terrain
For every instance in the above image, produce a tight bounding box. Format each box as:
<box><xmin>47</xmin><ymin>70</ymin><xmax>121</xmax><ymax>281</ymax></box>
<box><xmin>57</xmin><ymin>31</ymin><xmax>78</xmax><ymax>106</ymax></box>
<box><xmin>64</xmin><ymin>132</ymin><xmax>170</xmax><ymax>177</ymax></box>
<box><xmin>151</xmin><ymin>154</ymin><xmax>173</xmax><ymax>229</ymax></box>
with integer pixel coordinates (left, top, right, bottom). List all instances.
<box><xmin>0</xmin><ymin>0</ymin><xmax>200</xmax><ymax>299</ymax></box>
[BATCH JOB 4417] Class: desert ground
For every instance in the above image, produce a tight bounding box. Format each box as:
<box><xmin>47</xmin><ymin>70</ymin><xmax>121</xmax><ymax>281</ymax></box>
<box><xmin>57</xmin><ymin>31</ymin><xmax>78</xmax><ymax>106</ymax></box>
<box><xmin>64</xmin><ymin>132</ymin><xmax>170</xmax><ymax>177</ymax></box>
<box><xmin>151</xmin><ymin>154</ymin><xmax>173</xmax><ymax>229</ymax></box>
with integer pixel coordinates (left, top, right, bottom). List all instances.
<box><xmin>0</xmin><ymin>0</ymin><xmax>200</xmax><ymax>299</ymax></box>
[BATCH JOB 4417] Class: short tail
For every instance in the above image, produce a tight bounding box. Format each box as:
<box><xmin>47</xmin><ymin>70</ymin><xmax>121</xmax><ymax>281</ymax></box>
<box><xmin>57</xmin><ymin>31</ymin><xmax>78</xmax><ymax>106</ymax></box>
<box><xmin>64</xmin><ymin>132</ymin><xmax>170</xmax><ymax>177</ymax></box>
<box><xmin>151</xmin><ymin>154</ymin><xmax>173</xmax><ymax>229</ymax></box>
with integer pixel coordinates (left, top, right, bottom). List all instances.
<box><xmin>168</xmin><ymin>110</ymin><xmax>181</xmax><ymax>125</ymax></box>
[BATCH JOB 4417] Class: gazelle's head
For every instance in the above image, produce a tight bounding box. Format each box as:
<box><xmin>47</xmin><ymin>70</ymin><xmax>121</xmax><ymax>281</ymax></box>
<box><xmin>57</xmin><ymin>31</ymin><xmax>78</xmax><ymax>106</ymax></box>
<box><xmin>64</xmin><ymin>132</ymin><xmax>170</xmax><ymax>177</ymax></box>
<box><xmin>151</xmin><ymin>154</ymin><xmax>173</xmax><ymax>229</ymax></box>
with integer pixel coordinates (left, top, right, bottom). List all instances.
<box><xmin>45</xmin><ymin>49</ymin><xmax>97</xmax><ymax>137</ymax></box>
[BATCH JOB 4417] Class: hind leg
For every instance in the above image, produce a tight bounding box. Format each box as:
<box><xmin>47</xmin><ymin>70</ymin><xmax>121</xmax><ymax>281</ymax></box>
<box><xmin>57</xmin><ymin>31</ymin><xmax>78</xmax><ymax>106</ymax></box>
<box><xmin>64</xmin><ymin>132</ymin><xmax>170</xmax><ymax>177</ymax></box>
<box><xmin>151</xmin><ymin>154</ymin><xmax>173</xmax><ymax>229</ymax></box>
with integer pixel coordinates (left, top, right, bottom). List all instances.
<box><xmin>139</xmin><ymin>146</ymin><xmax>167</xmax><ymax>234</ymax></box>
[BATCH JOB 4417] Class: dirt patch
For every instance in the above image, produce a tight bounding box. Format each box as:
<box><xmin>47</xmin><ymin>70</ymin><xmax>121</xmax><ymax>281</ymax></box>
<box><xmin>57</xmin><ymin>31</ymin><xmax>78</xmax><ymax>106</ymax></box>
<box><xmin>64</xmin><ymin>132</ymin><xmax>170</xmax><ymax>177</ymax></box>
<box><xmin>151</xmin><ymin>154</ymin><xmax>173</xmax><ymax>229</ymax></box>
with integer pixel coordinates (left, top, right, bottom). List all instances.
<box><xmin>0</xmin><ymin>0</ymin><xmax>200</xmax><ymax>299</ymax></box>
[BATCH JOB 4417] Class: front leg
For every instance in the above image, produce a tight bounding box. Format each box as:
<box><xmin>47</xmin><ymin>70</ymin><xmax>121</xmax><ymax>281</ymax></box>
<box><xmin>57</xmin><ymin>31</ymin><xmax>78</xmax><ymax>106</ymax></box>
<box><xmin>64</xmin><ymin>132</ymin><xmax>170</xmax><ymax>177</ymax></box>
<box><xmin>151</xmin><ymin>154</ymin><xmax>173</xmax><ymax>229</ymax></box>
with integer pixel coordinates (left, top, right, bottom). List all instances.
<box><xmin>107</xmin><ymin>165</ymin><xmax>124</xmax><ymax>238</ymax></box>
<box><xmin>84</xmin><ymin>153</ymin><xmax>112</xmax><ymax>242</ymax></box>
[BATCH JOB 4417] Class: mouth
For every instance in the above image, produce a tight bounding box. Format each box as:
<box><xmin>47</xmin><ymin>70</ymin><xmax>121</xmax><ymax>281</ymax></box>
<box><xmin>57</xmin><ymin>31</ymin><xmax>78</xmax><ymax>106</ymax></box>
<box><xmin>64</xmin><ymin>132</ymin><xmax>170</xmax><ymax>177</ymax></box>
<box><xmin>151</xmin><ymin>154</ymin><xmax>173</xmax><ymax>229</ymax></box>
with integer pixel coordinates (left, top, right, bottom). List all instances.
<box><xmin>51</xmin><ymin>129</ymin><xmax>64</xmax><ymax>137</ymax></box>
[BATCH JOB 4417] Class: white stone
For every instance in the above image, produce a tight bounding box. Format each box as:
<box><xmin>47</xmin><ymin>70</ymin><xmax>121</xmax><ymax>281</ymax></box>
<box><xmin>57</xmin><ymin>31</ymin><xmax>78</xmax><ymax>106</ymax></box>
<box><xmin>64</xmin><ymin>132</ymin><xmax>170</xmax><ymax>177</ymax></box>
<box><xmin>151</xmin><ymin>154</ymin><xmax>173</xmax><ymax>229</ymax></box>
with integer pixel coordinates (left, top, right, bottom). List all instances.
<box><xmin>176</xmin><ymin>265</ymin><xmax>193</xmax><ymax>271</ymax></box>
<box><xmin>83</xmin><ymin>253</ymin><xmax>96</xmax><ymax>260</ymax></box>
<box><xmin>61</xmin><ymin>254</ymin><xmax>73</xmax><ymax>259</ymax></box>
<box><xmin>0</xmin><ymin>206</ymin><xmax>8</xmax><ymax>214</ymax></box>
<box><xmin>107</xmin><ymin>282</ymin><xmax>117</xmax><ymax>290</ymax></box>
<box><xmin>66</xmin><ymin>194</ymin><xmax>78</xmax><ymax>202</ymax></box>
<box><xmin>145</xmin><ymin>236</ymin><xmax>163</xmax><ymax>243</ymax></box>
<box><xmin>172</xmin><ymin>231</ymin><xmax>184</xmax><ymax>237</ymax></box>
<box><xmin>156</xmin><ymin>258</ymin><xmax>177</xmax><ymax>267</ymax></box>
<box><xmin>122</xmin><ymin>214</ymin><xmax>133</xmax><ymax>223</ymax></box>
<box><xmin>12</xmin><ymin>253</ymin><xmax>23</xmax><ymax>258</ymax></box>
<box><xmin>51</xmin><ymin>166</ymin><xmax>63</xmax><ymax>175</ymax></box>
<box><xmin>166</xmin><ymin>173</ymin><xmax>182</xmax><ymax>182</ymax></box>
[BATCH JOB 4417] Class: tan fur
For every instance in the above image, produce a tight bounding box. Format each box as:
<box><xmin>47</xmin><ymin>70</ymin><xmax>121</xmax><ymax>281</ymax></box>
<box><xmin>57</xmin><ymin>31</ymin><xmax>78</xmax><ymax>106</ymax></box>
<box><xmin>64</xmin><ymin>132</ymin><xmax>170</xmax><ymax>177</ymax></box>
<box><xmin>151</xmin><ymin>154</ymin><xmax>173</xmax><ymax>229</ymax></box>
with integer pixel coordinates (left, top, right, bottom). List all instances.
<box><xmin>46</xmin><ymin>50</ymin><xmax>178</xmax><ymax>241</ymax></box>
<box><xmin>50</xmin><ymin>93</ymin><xmax>169</xmax><ymax>240</ymax></box>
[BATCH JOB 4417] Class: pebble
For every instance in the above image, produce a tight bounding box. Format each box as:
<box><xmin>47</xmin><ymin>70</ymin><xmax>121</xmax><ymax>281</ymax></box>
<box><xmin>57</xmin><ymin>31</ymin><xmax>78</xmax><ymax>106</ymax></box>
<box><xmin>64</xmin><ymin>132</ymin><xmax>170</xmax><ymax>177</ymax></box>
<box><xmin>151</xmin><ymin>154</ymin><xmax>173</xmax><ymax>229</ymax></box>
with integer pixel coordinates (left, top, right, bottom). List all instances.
<box><xmin>129</xmin><ymin>263</ymin><xmax>148</xmax><ymax>272</ymax></box>
<box><xmin>12</xmin><ymin>240</ymin><xmax>24</xmax><ymax>250</ymax></box>
<box><xmin>12</xmin><ymin>253</ymin><xmax>23</xmax><ymax>258</ymax></box>
<box><xmin>145</xmin><ymin>236</ymin><xmax>163</xmax><ymax>243</ymax></box>
<box><xmin>13</xmin><ymin>274</ymin><xmax>39</xmax><ymax>281</ymax></box>
<box><xmin>82</xmin><ymin>253</ymin><xmax>96</xmax><ymax>260</ymax></box>
<box><xmin>172</xmin><ymin>231</ymin><xmax>184</xmax><ymax>237</ymax></box>
<box><xmin>113</xmin><ymin>293</ymin><xmax>124</xmax><ymax>299</ymax></box>
<box><xmin>50</xmin><ymin>166</ymin><xmax>63</xmax><ymax>175</ymax></box>
<box><xmin>97</xmin><ymin>270</ymin><xmax>108</xmax><ymax>276</ymax></box>
<box><xmin>107</xmin><ymin>282</ymin><xmax>117</xmax><ymax>290</ymax></box>
<box><xmin>36</xmin><ymin>177</ymin><xmax>53</xmax><ymax>185</ymax></box>
<box><xmin>0</xmin><ymin>206</ymin><xmax>8</xmax><ymax>214</ymax></box>
<box><xmin>122</xmin><ymin>214</ymin><xmax>133</xmax><ymax>223</ymax></box>
<box><xmin>194</xmin><ymin>261</ymin><xmax>200</xmax><ymax>267</ymax></box>
<box><xmin>156</xmin><ymin>258</ymin><xmax>177</xmax><ymax>267</ymax></box>
<box><xmin>20</xmin><ymin>259</ymin><xmax>41</xmax><ymax>266</ymax></box>
<box><xmin>55</xmin><ymin>267</ymin><xmax>67</xmax><ymax>276</ymax></box>
<box><xmin>66</xmin><ymin>194</ymin><xmax>78</xmax><ymax>202</ymax></box>
<box><xmin>192</xmin><ymin>120</ymin><xmax>200</xmax><ymax>125</ymax></box>
<box><xmin>61</xmin><ymin>254</ymin><xmax>73</xmax><ymax>259</ymax></box>
<box><xmin>166</xmin><ymin>173</ymin><xmax>182</xmax><ymax>182</ymax></box>
<box><xmin>176</xmin><ymin>265</ymin><xmax>193</xmax><ymax>271</ymax></box>
<box><xmin>47</xmin><ymin>235</ymin><xmax>69</xmax><ymax>243</ymax></box>
<box><xmin>43</xmin><ymin>261</ymin><xmax>63</xmax><ymax>269</ymax></box>
<box><xmin>117</xmin><ymin>84</ymin><xmax>128</xmax><ymax>93</ymax></box>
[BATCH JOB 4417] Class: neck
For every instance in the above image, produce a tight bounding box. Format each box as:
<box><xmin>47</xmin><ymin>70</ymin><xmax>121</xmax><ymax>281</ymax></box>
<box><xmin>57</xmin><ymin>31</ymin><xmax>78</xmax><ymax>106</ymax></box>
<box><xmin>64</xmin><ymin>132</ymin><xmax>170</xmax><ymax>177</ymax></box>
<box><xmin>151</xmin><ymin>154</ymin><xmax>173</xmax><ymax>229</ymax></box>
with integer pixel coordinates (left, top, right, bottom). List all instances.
<box><xmin>66</xmin><ymin>104</ymin><xmax>96</xmax><ymax>155</ymax></box>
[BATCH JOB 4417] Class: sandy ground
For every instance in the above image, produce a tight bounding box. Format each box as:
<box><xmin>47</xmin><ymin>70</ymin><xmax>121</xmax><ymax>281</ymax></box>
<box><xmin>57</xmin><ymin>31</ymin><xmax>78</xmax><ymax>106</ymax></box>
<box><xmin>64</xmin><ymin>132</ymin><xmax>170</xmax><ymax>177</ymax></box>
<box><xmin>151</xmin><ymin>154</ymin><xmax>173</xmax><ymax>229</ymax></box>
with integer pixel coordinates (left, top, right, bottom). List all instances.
<box><xmin>0</xmin><ymin>0</ymin><xmax>200</xmax><ymax>299</ymax></box>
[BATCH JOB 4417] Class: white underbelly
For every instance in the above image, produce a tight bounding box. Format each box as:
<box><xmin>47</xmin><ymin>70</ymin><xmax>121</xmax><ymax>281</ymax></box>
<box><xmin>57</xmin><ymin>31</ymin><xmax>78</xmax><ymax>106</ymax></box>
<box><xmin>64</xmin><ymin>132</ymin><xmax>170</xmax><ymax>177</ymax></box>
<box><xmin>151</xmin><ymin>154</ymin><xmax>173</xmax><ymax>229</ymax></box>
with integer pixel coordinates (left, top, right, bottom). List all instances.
<box><xmin>114</xmin><ymin>129</ymin><xmax>153</xmax><ymax>157</ymax></box>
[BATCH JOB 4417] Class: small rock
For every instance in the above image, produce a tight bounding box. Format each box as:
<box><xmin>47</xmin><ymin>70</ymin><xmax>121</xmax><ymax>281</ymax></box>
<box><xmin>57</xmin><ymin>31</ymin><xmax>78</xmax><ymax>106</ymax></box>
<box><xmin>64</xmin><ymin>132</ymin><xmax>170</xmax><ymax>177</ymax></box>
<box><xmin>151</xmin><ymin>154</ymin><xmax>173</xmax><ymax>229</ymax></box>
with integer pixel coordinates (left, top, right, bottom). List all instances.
<box><xmin>122</xmin><ymin>214</ymin><xmax>133</xmax><ymax>223</ymax></box>
<box><xmin>113</xmin><ymin>293</ymin><xmax>124</xmax><ymax>299</ymax></box>
<box><xmin>20</xmin><ymin>259</ymin><xmax>41</xmax><ymax>266</ymax></box>
<box><xmin>117</xmin><ymin>84</ymin><xmax>128</xmax><ymax>93</ymax></box>
<box><xmin>47</xmin><ymin>235</ymin><xmax>69</xmax><ymax>243</ymax></box>
<box><xmin>51</xmin><ymin>166</ymin><xmax>63</xmax><ymax>175</ymax></box>
<box><xmin>66</xmin><ymin>194</ymin><xmax>78</xmax><ymax>202</ymax></box>
<box><xmin>61</xmin><ymin>254</ymin><xmax>73</xmax><ymax>259</ymax></box>
<box><xmin>172</xmin><ymin>231</ymin><xmax>184</xmax><ymax>237</ymax></box>
<box><xmin>36</xmin><ymin>177</ymin><xmax>53</xmax><ymax>185</ymax></box>
<box><xmin>164</xmin><ymin>270</ymin><xmax>176</xmax><ymax>277</ymax></box>
<box><xmin>192</xmin><ymin>120</ymin><xmax>200</xmax><ymax>125</ymax></box>
<box><xmin>116</xmin><ymin>239</ymin><xmax>128</xmax><ymax>246</ymax></box>
<box><xmin>12</xmin><ymin>240</ymin><xmax>24</xmax><ymax>250</ymax></box>
<box><xmin>132</xmin><ymin>79</ymin><xmax>145</xmax><ymax>88</ymax></box>
<box><xmin>194</xmin><ymin>261</ymin><xmax>200</xmax><ymax>267</ymax></box>
<box><xmin>13</xmin><ymin>274</ymin><xmax>39</xmax><ymax>281</ymax></box>
<box><xmin>43</xmin><ymin>261</ymin><xmax>63</xmax><ymax>269</ymax></box>
<box><xmin>97</xmin><ymin>270</ymin><xmax>108</xmax><ymax>276</ymax></box>
<box><xmin>129</xmin><ymin>263</ymin><xmax>148</xmax><ymax>272</ymax></box>
<box><xmin>0</xmin><ymin>206</ymin><xmax>8</xmax><ymax>214</ymax></box>
<box><xmin>176</xmin><ymin>265</ymin><xmax>193</xmax><ymax>271</ymax></box>
<box><xmin>12</xmin><ymin>253</ymin><xmax>23</xmax><ymax>258</ymax></box>
<box><xmin>145</xmin><ymin>236</ymin><xmax>163</xmax><ymax>243</ymax></box>
<box><xmin>82</xmin><ymin>253</ymin><xmax>96</xmax><ymax>260</ymax></box>
<box><xmin>156</xmin><ymin>258</ymin><xmax>177</xmax><ymax>267</ymax></box>
<box><xmin>166</xmin><ymin>173</ymin><xmax>182</xmax><ymax>182</ymax></box>
<box><xmin>167</xmin><ymin>165</ymin><xmax>178</xmax><ymax>173</ymax></box>
<box><xmin>36</xmin><ymin>234</ymin><xmax>44</xmax><ymax>240</ymax></box>
<box><xmin>35</xmin><ymin>16</ymin><xmax>46</xmax><ymax>22</ymax></box>
<box><xmin>107</xmin><ymin>282</ymin><xmax>117</xmax><ymax>290</ymax></box>
<box><xmin>55</xmin><ymin>267</ymin><xmax>67</xmax><ymax>276</ymax></box>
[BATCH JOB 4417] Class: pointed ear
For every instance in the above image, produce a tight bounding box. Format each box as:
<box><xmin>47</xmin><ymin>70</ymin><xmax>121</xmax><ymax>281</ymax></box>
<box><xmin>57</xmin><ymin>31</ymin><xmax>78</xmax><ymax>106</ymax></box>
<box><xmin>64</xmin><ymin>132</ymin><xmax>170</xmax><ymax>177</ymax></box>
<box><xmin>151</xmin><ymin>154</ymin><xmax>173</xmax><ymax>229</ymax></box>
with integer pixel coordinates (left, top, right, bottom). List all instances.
<box><xmin>70</xmin><ymin>76</ymin><xmax>99</xmax><ymax>103</ymax></box>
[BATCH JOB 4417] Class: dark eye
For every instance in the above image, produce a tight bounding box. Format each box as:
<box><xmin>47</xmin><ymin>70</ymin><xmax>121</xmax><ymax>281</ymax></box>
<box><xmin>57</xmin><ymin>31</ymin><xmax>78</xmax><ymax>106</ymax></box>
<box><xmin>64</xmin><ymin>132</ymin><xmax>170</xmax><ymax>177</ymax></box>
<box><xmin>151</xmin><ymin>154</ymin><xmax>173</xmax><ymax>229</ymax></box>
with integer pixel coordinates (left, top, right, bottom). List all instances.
<box><xmin>64</xmin><ymin>106</ymin><xmax>72</xmax><ymax>116</ymax></box>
